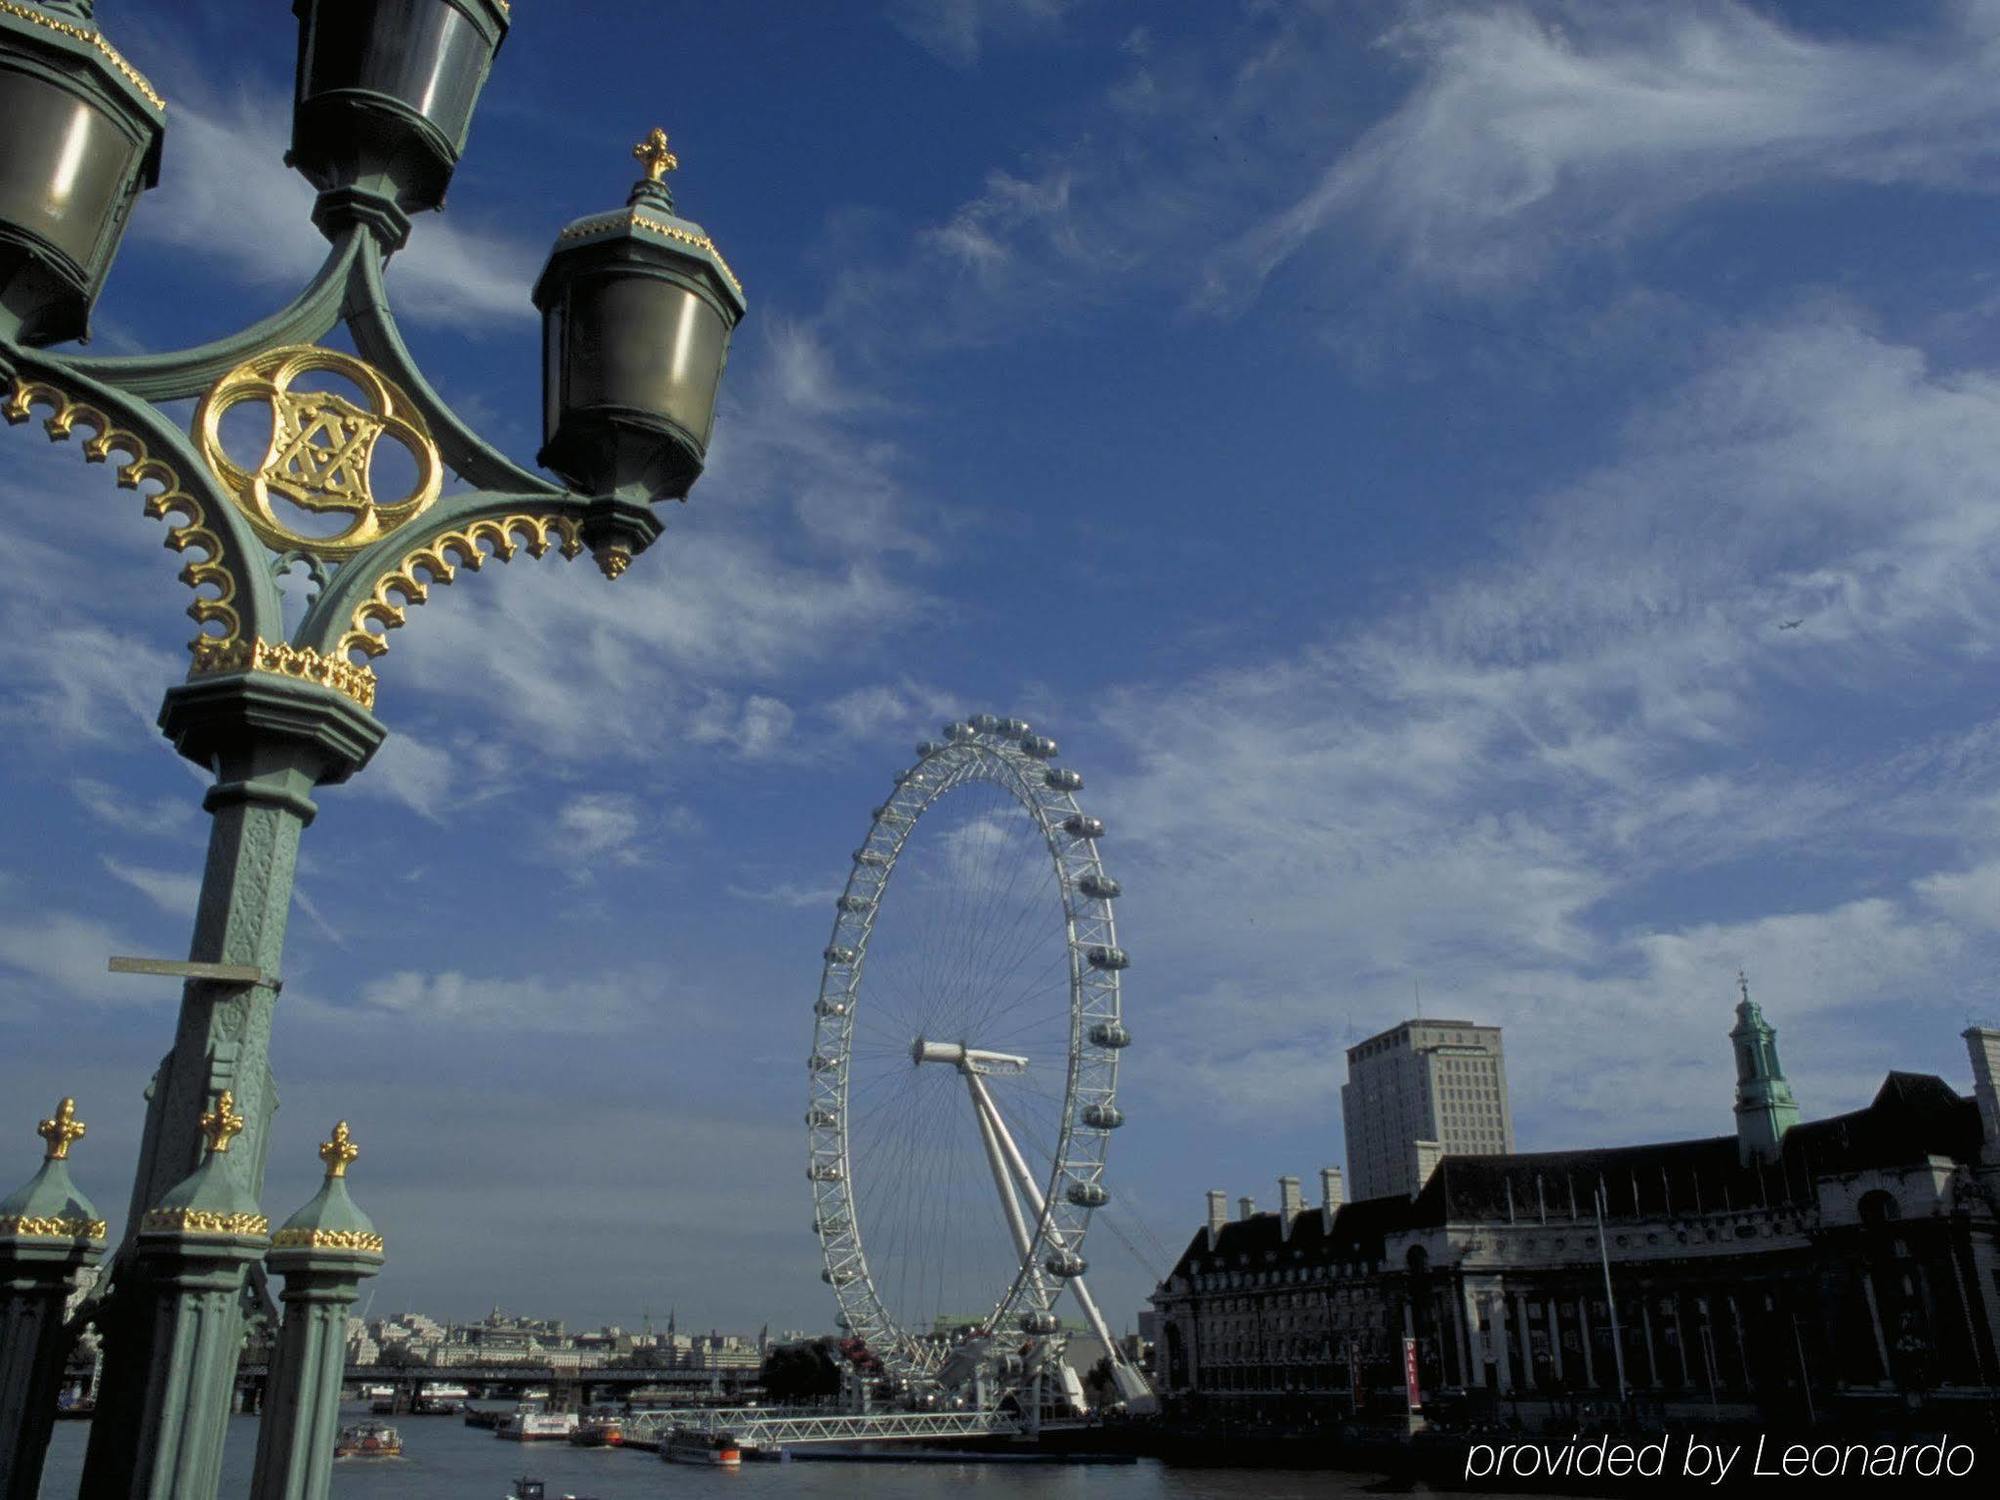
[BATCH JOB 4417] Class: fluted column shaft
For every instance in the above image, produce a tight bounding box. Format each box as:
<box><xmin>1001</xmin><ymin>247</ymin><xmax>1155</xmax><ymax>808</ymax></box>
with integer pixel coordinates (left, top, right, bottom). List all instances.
<box><xmin>0</xmin><ymin>1243</ymin><xmax>97</xmax><ymax>1500</ymax></box>
<box><xmin>251</xmin><ymin>1250</ymin><xmax>379</xmax><ymax>1500</ymax></box>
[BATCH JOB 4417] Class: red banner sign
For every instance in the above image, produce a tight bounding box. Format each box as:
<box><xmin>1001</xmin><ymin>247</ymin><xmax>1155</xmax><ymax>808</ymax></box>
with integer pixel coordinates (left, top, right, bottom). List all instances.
<box><xmin>1403</xmin><ymin>1336</ymin><xmax>1422</xmax><ymax>1412</ymax></box>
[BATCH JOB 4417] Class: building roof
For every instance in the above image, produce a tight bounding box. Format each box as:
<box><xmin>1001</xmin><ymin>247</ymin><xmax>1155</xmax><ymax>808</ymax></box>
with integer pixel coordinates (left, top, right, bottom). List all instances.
<box><xmin>1158</xmin><ymin>1071</ymin><xmax>1981</xmax><ymax>1287</ymax></box>
<box><xmin>1347</xmin><ymin>1018</ymin><xmax>1496</xmax><ymax>1056</ymax></box>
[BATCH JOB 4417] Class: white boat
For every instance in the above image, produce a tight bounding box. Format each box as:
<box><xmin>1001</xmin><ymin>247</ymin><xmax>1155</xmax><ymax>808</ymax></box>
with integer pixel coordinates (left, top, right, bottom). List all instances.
<box><xmin>415</xmin><ymin>1381</ymin><xmax>470</xmax><ymax>1413</ymax></box>
<box><xmin>495</xmin><ymin>1406</ymin><xmax>579</xmax><ymax>1442</ymax></box>
<box><xmin>661</xmin><ymin>1426</ymin><xmax>743</xmax><ymax>1466</ymax></box>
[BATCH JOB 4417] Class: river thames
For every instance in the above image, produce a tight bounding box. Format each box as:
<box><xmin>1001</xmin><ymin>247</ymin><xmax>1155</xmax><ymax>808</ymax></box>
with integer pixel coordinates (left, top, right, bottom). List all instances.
<box><xmin>34</xmin><ymin>1407</ymin><xmax>1479</xmax><ymax>1499</ymax></box>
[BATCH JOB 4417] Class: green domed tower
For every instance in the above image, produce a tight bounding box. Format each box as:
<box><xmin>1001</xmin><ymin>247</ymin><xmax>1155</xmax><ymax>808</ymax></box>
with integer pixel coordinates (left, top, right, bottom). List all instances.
<box><xmin>1731</xmin><ymin>972</ymin><xmax>1800</xmax><ymax>1165</ymax></box>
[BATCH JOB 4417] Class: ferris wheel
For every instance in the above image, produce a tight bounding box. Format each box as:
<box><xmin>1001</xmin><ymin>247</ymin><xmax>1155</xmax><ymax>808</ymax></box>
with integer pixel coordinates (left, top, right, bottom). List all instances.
<box><xmin>807</xmin><ymin>716</ymin><xmax>1151</xmax><ymax>1410</ymax></box>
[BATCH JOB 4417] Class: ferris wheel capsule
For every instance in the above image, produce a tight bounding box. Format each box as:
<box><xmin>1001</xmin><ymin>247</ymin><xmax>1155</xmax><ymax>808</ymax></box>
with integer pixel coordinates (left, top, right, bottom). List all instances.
<box><xmin>1044</xmin><ymin>1250</ymin><xmax>1086</xmax><ymax>1279</ymax></box>
<box><xmin>1089</xmin><ymin>1020</ymin><xmax>1131</xmax><ymax>1049</ymax></box>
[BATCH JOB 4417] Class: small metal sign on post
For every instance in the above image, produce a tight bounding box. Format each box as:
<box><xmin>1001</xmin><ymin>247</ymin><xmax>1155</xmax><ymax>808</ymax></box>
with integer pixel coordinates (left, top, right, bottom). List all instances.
<box><xmin>1403</xmin><ymin>1336</ymin><xmax>1422</xmax><ymax>1413</ymax></box>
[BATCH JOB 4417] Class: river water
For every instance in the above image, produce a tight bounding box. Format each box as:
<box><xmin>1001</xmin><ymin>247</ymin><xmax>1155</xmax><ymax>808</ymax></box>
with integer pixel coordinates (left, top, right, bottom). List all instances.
<box><xmin>35</xmin><ymin>1405</ymin><xmax>1456</xmax><ymax>1499</ymax></box>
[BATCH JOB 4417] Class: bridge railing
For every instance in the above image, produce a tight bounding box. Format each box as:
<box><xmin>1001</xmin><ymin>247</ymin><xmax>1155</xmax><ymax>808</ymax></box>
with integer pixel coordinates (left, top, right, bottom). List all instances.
<box><xmin>625</xmin><ymin>1407</ymin><xmax>1022</xmax><ymax>1448</ymax></box>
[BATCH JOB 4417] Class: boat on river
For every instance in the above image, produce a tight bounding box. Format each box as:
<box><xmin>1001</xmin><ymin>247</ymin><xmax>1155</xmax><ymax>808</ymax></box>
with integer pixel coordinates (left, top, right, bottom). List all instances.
<box><xmin>333</xmin><ymin>1421</ymin><xmax>402</xmax><ymax>1458</ymax></box>
<box><xmin>661</xmin><ymin>1426</ymin><xmax>743</xmax><ymax>1466</ymax></box>
<box><xmin>496</xmin><ymin>1405</ymin><xmax>578</xmax><ymax>1441</ymax></box>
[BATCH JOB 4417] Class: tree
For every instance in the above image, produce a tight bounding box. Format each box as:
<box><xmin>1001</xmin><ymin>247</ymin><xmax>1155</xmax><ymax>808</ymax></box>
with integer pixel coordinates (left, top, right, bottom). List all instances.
<box><xmin>759</xmin><ymin>1340</ymin><xmax>842</xmax><ymax>1403</ymax></box>
<box><xmin>1083</xmin><ymin>1354</ymin><xmax>1116</xmax><ymax>1408</ymax></box>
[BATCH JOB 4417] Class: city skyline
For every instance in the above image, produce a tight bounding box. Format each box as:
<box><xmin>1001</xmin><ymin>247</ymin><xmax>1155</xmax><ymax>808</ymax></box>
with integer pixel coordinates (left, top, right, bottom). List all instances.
<box><xmin>6</xmin><ymin>0</ymin><xmax>2000</xmax><ymax>1338</ymax></box>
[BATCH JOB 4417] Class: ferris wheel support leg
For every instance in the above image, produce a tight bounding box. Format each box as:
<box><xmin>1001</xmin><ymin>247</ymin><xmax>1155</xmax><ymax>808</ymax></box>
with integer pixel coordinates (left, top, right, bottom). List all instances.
<box><xmin>968</xmin><ymin>1073</ymin><xmax>1036</xmax><ymax>1267</ymax></box>
<box><xmin>966</xmin><ymin>1072</ymin><xmax>1130</xmax><ymax>1371</ymax></box>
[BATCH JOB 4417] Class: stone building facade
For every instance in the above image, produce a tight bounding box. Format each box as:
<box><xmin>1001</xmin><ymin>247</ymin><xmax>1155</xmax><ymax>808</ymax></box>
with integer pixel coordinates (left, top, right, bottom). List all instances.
<box><xmin>1151</xmin><ymin>1005</ymin><xmax>2000</xmax><ymax>1429</ymax></box>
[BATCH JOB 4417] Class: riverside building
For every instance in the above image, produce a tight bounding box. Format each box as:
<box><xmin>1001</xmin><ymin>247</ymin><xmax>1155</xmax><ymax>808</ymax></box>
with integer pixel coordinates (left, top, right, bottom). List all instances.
<box><xmin>1341</xmin><ymin>1018</ymin><xmax>1516</xmax><ymax>1200</ymax></box>
<box><xmin>1150</xmin><ymin>986</ymin><xmax>2000</xmax><ymax>1430</ymax></box>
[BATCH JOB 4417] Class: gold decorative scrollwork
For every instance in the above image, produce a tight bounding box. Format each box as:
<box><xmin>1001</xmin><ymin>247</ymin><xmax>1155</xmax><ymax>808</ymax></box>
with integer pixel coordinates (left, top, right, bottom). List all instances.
<box><xmin>189</xmin><ymin>637</ymin><xmax>378</xmax><ymax>712</ymax></box>
<box><xmin>337</xmin><ymin>514</ymin><xmax>584</xmax><ymax>662</ymax></box>
<box><xmin>3</xmin><ymin>377</ymin><xmax>242</xmax><ymax>651</ymax></box>
<box><xmin>270</xmin><ymin>1227</ymin><xmax>385</xmax><ymax>1253</ymax></box>
<box><xmin>193</xmin><ymin>346</ymin><xmax>443</xmax><ymax>560</ymax></box>
<box><xmin>0</xmin><ymin>1213</ymin><xmax>107</xmax><ymax>1242</ymax></box>
<box><xmin>140</xmin><ymin>1207</ymin><xmax>269</xmax><ymax>1237</ymax></box>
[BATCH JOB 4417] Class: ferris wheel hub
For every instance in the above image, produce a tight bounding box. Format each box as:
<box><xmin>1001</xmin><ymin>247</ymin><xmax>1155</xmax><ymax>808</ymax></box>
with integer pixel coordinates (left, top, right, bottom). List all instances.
<box><xmin>909</xmin><ymin>1037</ymin><xmax>1031</xmax><ymax>1074</ymax></box>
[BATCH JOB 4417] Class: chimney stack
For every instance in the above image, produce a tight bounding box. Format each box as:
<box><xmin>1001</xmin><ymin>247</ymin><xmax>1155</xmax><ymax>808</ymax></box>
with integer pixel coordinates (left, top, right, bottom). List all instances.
<box><xmin>1409</xmin><ymin>1139</ymin><xmax>1443</xmax><ymax>1199</ymax></box>
<box><xmin>1320</xmin><ymin>1166</ymin><xmax>1345</xmax><ymax>1232</ymax></box>
<box><xmin>1237</xmin><ymin>1196</ymin><xmax>1256</xmax><ymax>1222</ymax></box>
<box><xmin>1278</xmin><ymin>1175</ymin><xmax>1302</xmax><ymax>1240</ymax></box>
<box><xmin>1205</xmin><ymin>1189</ymin><xmax>1227</xmax><ymax>1250</ymax></box>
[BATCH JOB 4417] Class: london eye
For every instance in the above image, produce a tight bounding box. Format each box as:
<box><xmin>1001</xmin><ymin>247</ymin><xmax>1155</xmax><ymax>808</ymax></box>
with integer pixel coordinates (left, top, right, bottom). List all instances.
<box><xmin>807</xmin><ymin>716</ymin><xmax>1151</xmax><ymax>1412</ymax></box>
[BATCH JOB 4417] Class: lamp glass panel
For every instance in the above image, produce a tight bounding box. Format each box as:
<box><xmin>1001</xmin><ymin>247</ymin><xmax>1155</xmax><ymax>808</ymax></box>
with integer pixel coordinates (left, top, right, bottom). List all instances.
<box><xmin>565</xmin><ymin>277</ymin><xmax>728</xmax><ymax>447</ymax></box>
<box><xmin>0</xmin><ymin>70</ymin><xmax>140</xmax><ymax>272</ymax></box>
<box><xmin>541</xmin><ymin>296</ymin><xmax>564</xmax><ymax>443</ymax></box>
<box><xmin>304</xmin><ymin>0</ymin><xmax>485</xmax><ymax>142</ymax></box>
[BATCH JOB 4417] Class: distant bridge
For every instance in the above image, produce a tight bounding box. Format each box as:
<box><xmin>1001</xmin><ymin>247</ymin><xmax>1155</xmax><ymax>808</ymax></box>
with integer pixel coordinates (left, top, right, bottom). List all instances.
<box><xmin>235</xmin><ymin>1363</ymin><xmax>758</xmax><ymax>1398</ymax></box>
<box><xmin>624</xmin><ymin>1405</ymin><xmax>1021</xmax><ymax>1449</ymax></box>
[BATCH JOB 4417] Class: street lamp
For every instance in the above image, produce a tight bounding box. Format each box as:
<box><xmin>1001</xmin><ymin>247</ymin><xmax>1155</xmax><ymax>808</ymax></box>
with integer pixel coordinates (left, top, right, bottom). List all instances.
<box><xmin>0</xmin><ymin>0</ymin><xmax>164</xmax><ymax>347</ymax></box>
<box><xmin>288</xmin><ymin>0</ymin><xmax>511</xmax><ymax>226</ymax></box>
<box><xmin>0</xmin><ymin>4</ymin><xmax>746</xmax><ymax>1498</ymax></box>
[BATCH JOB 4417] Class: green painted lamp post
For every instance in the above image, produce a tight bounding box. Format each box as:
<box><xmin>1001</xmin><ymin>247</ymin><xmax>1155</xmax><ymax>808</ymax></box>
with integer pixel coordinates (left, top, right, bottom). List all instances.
<box><xmin>122</xmin><ymin>1093</ymin><xmax>272</xmax><ymax>1500</ymax></box>
<box><xmin>249</xmin><ymin>1123</ymin><xmax>383</xmax><ymax>1500</ymax></box>
<box><xmin>0</xmin><ymin>1100</ymin><xmax>107</xmax><ymax>1500</ymax></box>
<box><xmin>0</xmin><ymin>4</ymin><xmax>748</xmax><ymax>1497</ymax></box>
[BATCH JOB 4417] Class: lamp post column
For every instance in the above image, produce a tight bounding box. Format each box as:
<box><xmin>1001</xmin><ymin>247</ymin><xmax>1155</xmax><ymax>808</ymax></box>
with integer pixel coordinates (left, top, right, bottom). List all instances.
<box><xmin>250</xmin><ymin>1122</ymin><xmax>384</xmax><ymax>1500</ymax></box>
<box><xmin>81</xmin><ymin>677</ymin><xmax>382</xmax><ymax>1499</ymax></box>
<box><xmin>87</xmin><ymin>1093</ymin><xmax>272</xmax><ymax>1500</ymax></box>
<box><xmin>0</xmin><ymin>1100</ymin><xmax>107</xmax><ymax>1500</ymax></box>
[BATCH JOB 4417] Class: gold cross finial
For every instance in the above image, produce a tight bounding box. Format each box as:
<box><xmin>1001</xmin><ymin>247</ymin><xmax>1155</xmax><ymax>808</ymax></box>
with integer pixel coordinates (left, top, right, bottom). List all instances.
<box><xmin>199</xmin><ymin>1091</ymin><xmax>245</xmax><ymax>1155</ymax></box>
<box><xmin>1738</xmin><ymin>970</ymin><xmax>1751</xmax><ymax>1004</ymax></box>
<box><xmin>634</xmin><ymin>127</ymin><xmax>679</xmax><ymax>182</ymax></box>
<box><xmin>319</xmin><ymin>1121</ymin><xmax>359</xmax><ymax>1179</ymax></box>
<box><xmin>37</xmin><ymin>1098</ymin><xmax>85</xmax><ymax>1162</ymax></box>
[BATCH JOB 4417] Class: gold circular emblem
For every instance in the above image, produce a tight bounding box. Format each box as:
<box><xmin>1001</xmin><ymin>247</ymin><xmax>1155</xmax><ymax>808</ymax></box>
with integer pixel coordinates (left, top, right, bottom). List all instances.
<box><xmin>193</xmin><ymin>346</ymin><xmax>443</xmax><ymax>559</ymax></box>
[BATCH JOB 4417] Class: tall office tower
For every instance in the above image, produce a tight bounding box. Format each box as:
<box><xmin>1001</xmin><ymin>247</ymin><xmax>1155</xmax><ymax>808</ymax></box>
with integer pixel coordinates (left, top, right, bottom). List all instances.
<box><xmin>1340</xmin><ymin>1018</ymin><xmax>1515</xmax><ymax>1200</ymax></box>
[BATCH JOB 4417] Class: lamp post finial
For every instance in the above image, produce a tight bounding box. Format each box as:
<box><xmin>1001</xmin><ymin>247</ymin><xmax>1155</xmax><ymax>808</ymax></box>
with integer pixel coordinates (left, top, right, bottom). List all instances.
<box><xmin>633</xmin><ymin>127</ymin><xmax>679</xmax><ymax>183</ymax></box>
<box><xmin>319</xmin><ymin>1121</ymin><xmax>358</xmax><ymax>1179</ymax></box>
<box><xmin>37</xmin><ymin>1097</ymin><xmax>85</xmax><ymax>1161</ymax></box>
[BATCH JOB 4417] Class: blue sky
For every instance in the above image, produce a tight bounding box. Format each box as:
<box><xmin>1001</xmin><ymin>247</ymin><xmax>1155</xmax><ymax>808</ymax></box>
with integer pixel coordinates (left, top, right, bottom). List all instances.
<box><xmin>6</xmin><ymin>0</ymin><xmax>2000</xmax><ymax>1339</ymax></box>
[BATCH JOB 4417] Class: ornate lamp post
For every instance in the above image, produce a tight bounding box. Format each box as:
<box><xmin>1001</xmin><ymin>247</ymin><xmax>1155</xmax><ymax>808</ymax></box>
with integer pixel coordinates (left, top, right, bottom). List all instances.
<box><xmin>0</xmin><ymin>4</ymin><xmax>746</xmax><ymax>1496</ymax></box>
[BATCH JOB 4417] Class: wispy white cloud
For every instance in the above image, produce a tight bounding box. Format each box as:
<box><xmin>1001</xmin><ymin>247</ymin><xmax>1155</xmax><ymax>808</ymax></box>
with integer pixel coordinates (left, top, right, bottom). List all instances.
<box><xmin>726</xmin><ymin>879</ymin><xmax>845</xmax><ymax>909</ymax></box>
<box><xmin>1097</xmin><ymin>310</ymin><xmax>2000</xmax><ymax>1140</ymax></box>
<box><xmin>549</xmin><ymin>791</ymin><xmax>673</xmax><ymax>872</ymax></box>
<box><xmin>888</xmin><ymin>0</ymin><xmax>1082</xmax><ymax>65</ymax></box>
<box><xmin>341</xmin><ymin>965</ymin><xmax>687</xmax><ymax>1034</ymax></box>
<box><xmin>1220</xmin><ymin>1</ymin><xmax>2000</xmax><ymax>299</ymax></box>
<box><xmin>72</xmin><ymin>778</ymin><xmax>194</xmax><ymax>839</ymax></box>
<box><xmin>102</xmin><ymin>857</ymin><xmax>201</xmax><ymax>917</ymax></box>
<box><xmin>131</xmin><ymin>88</ymin><xmax>539</xmax><ymax>328</ymax></box>
<box><xmin>377</xmin><ymin>320</ymin><xmax>932</xmax><ymax>762</ymax></box>
<box><xmin>0</xmin><ymin>911</ymin><xmax>144</xmax><ymax>1004</ymax></box>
